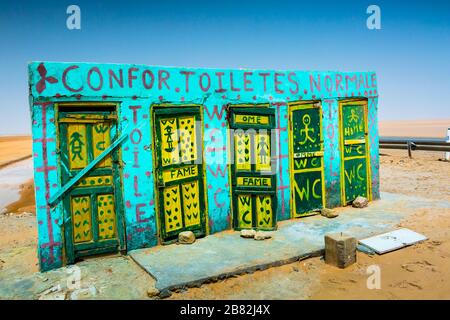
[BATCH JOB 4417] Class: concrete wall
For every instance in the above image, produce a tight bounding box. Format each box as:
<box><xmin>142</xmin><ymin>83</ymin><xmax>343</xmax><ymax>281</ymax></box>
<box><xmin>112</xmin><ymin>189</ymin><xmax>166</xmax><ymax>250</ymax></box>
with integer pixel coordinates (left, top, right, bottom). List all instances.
<box><xmin>28</xmin><ymin>62</ymin><xmax>379</xmax><ymax>271</ymax></box>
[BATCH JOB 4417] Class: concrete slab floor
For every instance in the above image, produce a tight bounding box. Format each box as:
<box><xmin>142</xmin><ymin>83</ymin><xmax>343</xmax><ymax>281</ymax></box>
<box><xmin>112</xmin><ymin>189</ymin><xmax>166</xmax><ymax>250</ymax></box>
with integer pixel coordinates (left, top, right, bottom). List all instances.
<box><xmin>130</xmin><ymin>192</ymin><xmax>450</xmax><ymax>293</ymax></box>
<box><xmin>0</xmin><ymin>251</ymin><xmax>155</xmax><ymax>299</ymax></box>
<box><xmin>2</xmin><ymin>191</ymin><xmax>448</xmax><ymax>299</ymax></box>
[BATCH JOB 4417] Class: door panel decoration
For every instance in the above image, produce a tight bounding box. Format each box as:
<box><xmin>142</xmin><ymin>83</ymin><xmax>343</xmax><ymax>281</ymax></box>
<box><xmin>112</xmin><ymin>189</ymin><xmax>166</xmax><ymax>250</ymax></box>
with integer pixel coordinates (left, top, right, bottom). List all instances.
<box><xmin>67</xmin><ymin>124</ymin><xmax>88</xmax><ymax>170</ymax></box>
<box><xmin>58</xmin><ymin>107</ymin><xmax>124</xmax><ymax>263</ymax></box>
<box><xmin>92</xmin><ymin>122</ymin><xmax>112</xmax><ymax>168</ymax></box>
<box><xmin>71</xmin><ymin>195</ymin><xmax>92</xmax><ymax>243</ymax></box>
<box><xmin>97</xmin><ymin>194</ymin><xmax>116</xmax><ymax>240</ymax></box>
<box><xmin>229</xmin><ymin>107</ymin><xmax>277</xmax><ymax>230</ymax></box>
<box><xmin>153</xmin><ymin>107</ymin><xmax>206</xmax><ymax>242</ymax></box>
<box><xmin>289</xmin><ymin>102</ymin><xmax>325</xmax><ymax>217</ymax></box>
<box><xmin>340</xmin><ymin>101</ymin><xmax>371</xmax><ymax>205</ymax></box>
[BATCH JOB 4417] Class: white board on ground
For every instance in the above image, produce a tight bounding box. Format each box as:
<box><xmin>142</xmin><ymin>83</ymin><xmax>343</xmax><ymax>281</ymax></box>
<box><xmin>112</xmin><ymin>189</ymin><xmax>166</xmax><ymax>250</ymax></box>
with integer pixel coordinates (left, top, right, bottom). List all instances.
<box><xmin>359</xmin><ymin>228</ymin><xmax>427</xmax><ymax>254</ymax></box>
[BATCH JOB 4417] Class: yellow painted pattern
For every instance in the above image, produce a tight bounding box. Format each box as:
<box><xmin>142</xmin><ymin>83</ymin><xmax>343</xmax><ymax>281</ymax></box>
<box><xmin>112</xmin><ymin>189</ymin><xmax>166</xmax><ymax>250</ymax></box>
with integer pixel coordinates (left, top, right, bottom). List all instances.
<box><xmin>97</xmin><ymin>194</ymin><xmax>116</xmax><ymax>240</ymax></box>
<box><xmin>71</xmin><ymin>196</ymin><xmax>92</xmax><ymax>243</ymax></box>
<box><xmin>76</xmin><ymin>175</ymin><xmax>113</xmax><ymax>188</ymax></box>
<box><xmin>237</xmin><ymin>194</ymin><xmax>252</xmax><ymax>228</ymax></box>
<box><xmin>163</xmin><ymin>185</ymin><xmax>183</xmax><ymax>233</ymax></box>
<box><xmin>235</xmin><ymin>131</ymin><xmax>251</xmax><ymax>171</ymax></box>
<box><xmin>178</xmin><ymin>116</ymin><xmax>197</xmax><ymax>162</ymax></box>
<box><xmin>255</xmin><ymin>133</ymin><xmax>271</xmax><ymax>171</ymax></box>
<box><xmin>92</xmin><ymin>122</ymin><xmax>112</xmax><ymax>168</ymax></box>
<box><xmin>67</xmin><ymin>124</ymin><xmax>88</xmax><ymax>170</ymax></box>
<box><xmin>160</xmin><ymin>118</ymin><xmax>180</xmax><ymax>167</ymax></box>
<box><xmin>237</xmin><ymin>176</ymin><xmax>271</xmax><ymax>187</ymax></box>
<box><xmin>235</xmin><ymin>114</ymin><xmax>269</xmax><ymax>125</ymax></box>
<box><xmin>182</xmin><ymin>181</ymin><xmax>201</xmax><ymax>227</ymax></box>
<box><xmin>256</xmin><ymin>195</ymin><xmax>272</xmax><ymax>228</ymax></box>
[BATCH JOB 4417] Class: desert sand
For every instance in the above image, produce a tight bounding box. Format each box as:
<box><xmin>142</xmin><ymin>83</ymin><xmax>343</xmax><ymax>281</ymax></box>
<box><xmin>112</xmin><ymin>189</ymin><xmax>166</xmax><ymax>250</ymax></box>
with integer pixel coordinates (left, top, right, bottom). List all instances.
<box><xmin>4</xmin><ymin>178</ymin><xmax>35</xmax><ymax>214</ymax></box>
<box><xmin>0</xmin><ymin>136</ymin><xmax>32</xmax><ymax>168</ymax></box>
<box><xmin>0</xmin><ymin>160</ymin><xmax>34</xmax><ymax>214</ymax></box>
<box><xmin>166</xmin><ymin>149</ymin><xmax>450</xmax><ymax>300</ymax></box>
<box><xmin>0</xmin><ymin>123</ymin><xmax>449</xmax><ymax>299</ymax></box>
<box><xmin>0</xmin><ymin>136</ymin><xmax>35</xmax><ymax>214</ymax></box>
<box><xmin>379</xmin><ymin>119</ymin><xmax>450</xmax><ymax>138</ymax></box>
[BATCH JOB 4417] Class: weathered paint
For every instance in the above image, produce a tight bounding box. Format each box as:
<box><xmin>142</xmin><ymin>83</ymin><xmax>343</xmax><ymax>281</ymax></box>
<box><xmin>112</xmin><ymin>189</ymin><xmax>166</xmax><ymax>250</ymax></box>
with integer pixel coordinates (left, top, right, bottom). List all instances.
<box><xmin>339</xmin><ymin>100</ymin><xmax>371</xmax><ymax>205</ymax></box>
<box><xmin>58</xmin><ymin>107</ymin><xmax>125</xmax><ymax>262</ymax></box>
<box><xmin>289</xmin><ymin>102</ymin><xmax>325</xmax><ymax>217</ymax></box>
<box><xmin>28</xmin><ymin>62</ymin><xmax>379</xmax><ymax>271</ymax></box>
<box><xmin>153</xmin><ymin>107</ymin><xmax>206</xmax><ymax>242</ymax></box>
<box><xmin>229</xmin><ymin>107</ymin><xmax>277</xmax><ymax>230</ymax></box>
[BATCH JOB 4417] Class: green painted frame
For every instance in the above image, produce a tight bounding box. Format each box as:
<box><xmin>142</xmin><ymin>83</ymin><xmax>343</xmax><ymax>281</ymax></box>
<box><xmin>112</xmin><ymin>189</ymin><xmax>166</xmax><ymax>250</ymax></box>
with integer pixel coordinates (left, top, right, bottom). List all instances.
<box><xmin>338</xmin><ymin>99</ymin><xmax>372</xmax><ymax>206</ymax></box>
<box><xmin>151</xmin><ymin>105</ymin><xmax>208</xmax><ymax>243</ymax></box>
<box><xmin>56</xmin><ymin>103</ymin><xmax>126</xmax><ymax>264</ymax></box>
<box><xmin>288</xmin><ymin>100</ymin><xmax>326</xmax><ymax>217</ymax></box>
<box><xmin>228</xmin><ymin>105</ymin><xmax>278</xmax><ymax>231</ymax></box>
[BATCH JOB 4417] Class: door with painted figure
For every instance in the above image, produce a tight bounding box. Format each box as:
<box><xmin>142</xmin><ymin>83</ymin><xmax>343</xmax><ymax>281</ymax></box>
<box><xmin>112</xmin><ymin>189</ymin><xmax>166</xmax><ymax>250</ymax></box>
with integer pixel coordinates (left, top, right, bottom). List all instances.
<box><xmin>289</xmin><ymin>102</ymin><xmax>325</xmax><ymax>217</ymax></box>
<box><xmin>229</xmin><ymin>107</ymin><xmax>277</xmax><ymax>231</ymax></box>
<box><xmin>339</xmin><ymin>100</ymin><xmax>371</xmax><ymax>205</ymax></box>
<box><xmin>153</xmin><ymin>107</ymin><xmax>206</xmax><ymax>242</ymax></box>
<box><xmin>58</xmin><ymin>104</ymin><xmax>125</xmax><ymax>263</ymax></box>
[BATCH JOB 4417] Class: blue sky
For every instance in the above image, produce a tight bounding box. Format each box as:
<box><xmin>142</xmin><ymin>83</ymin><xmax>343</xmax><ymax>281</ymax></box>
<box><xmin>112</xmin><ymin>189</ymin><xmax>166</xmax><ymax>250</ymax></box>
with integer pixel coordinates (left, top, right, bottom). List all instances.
<box><xmin>0</xmin><ymin>0</ymin><xmax>449</xmax><ymax>135</ymax></box>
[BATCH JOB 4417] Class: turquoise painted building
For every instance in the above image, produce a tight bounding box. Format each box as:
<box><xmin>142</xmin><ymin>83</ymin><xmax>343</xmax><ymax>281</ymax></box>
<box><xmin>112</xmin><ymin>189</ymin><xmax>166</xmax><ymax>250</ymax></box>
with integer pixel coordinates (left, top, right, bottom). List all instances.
<box><xmin>28</xmin><ymin>62</ymin><xmax>379</xmax><ymax>271</ymax></box>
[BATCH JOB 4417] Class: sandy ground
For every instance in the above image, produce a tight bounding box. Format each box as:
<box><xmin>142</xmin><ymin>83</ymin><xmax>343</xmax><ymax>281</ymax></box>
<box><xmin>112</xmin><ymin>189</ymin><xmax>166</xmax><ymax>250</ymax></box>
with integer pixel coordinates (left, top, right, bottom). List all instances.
<box><xmin>166</xmin><ymin>149</ymin><xmax>450</xmax><ymax>300</ymax></box>
<box><xmin>0</xmin><ymin>134</ymin><xmax>449</xmax><ymax>299</ymax></box>
<box><xmin>379</xmin><ymin>119</ymin><xmax>450</xmax><ymax>138</ymax></box>
<box><xmin>0</xmin><ymin>136</ymin><xmax>35</xmax><ymax>213</ymax></box>
<box><xmin>4</xmin><ymin>178</ymin><xmax>35</xmax><ymax>214</ymax></box>
<box><xmin>0</xmin><ymin>136</ymin><xmax>32</xmax><ymax>168</ymax></box>
<box><xmin>0</xmin><ymin>160</ymin><xmax>34</xmax><ymax>214</ymax></box>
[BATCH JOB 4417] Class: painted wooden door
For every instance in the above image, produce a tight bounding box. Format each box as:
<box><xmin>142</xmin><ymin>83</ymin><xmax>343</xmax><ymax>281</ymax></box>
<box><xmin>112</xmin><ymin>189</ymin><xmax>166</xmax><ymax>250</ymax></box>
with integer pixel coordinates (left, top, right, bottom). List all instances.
<box><xmin>153</xmin><ymin>107</ymin><xmax>206</xmax><ymax>242</ymax></box>
<box><xmin>58</xmin><ymin>107</ymin><xmax>125</xmax><ymax>263</ymax></box>
<box><xmin>339</xmin><ymin>101</ymin><xmax>371</xmax><ymax>205</ymax></box>
<box><xmin>289</xmin><ymin>103</ymin><xmax>325</xmax><ymax>217</ymax></box>
<box><xmin>229</xmin><ymin>107</ymin><xmax>277</xmax><ymax>230</ymax></box>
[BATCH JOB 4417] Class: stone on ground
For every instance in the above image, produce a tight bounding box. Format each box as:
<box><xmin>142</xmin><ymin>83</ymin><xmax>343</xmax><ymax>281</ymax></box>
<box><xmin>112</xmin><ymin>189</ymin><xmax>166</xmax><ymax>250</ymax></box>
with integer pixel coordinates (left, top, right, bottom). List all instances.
<box><xmin>352</xmin><ymin>196</ymin><xmax>368</xmax><ymax>208</ymax></box>
<box><xmin>159</xmin><ymin>289</ymin><xmax>172</xmax><ymax>299</ymax></box>
<box><xmin>178</xmin><ymin>231</ymin><xmax>196</xmax><ymax>244</ymax></box>
<box><xmin>240</xmin><ymin>229</ymin><xmax>256</xmax><ymax>238</ymax></box>
<box><xmin>324</xmin><ymin>233</ymin><xmax>357</xmax><ymax>268</ymax></box>
<box><xmin>320</xmin><ymin>208</ymin><xmax>338</xmax><ymax>218</ymax></box>
<box><xmin>147</xmin><ymin>287</ymin><xmax>160</xmax><ymax>298</ymax></box>
<box><xmin>254</xmin><ymin>231</ymin><xmax>272</xmax><ymax>241</ymax></box>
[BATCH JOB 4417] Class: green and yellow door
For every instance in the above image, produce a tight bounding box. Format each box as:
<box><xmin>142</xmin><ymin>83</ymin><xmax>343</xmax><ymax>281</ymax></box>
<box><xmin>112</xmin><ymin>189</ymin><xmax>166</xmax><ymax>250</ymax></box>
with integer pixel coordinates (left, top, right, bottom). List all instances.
<box><xmin>229</xmin><ymin>107</ymin><xmax>277</xmax><ymax>230</ymax></box>
<box><xmin>153</xmin><ymin>107</ymin><xmax>206</xmax><ymax>242</ymax></box>
<box><xmin>289</xmin><ymin>102</ymin><xmax>325</xmax><ymax>217</ymax></box>
<box><xmin>339</xmin><ymin>100</ymin><xmax>371</xmax><ymax>205</ymax></box>
<box><xmin>58</xmin><ymin>104</ymin><xmax>125</xmax><ymax>263</ymax></box>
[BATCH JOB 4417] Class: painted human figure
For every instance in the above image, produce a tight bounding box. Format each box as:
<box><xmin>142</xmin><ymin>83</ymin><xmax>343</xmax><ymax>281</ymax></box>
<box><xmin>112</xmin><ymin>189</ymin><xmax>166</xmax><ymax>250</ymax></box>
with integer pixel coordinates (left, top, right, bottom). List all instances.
<box><xmin>299</xmin><ymin>114</ymin><xmax>316</xmax><ymax>145</ymax></box>
<box><xmin>69</xmin><ymin>132</ymin><xmax>85</xmax><ymax>161</ymax></box>
<box><xmin>349</xmin><ymin>109</ymin><xmax>359</xmax><ymax>124</ymax></box>
<box><xmin>257</xmin><ymin>136</ymin><xmax>269</xmax><ymax>164</ymax></box>
<box><xmin>164</xmin><ymin>125</ymin><xmax>175</xmax><ymax>152</ymax></box>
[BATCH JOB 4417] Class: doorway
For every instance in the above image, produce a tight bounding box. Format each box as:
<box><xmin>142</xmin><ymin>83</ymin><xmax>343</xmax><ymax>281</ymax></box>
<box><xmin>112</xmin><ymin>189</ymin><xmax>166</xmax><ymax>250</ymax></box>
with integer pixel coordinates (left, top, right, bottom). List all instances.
<box><xmin>339</xmin><ymin>99</ymin><xmax>371</xmax><ymax>205</ymax></box>
<box><xmin>57</xmin><ymin>103</ymin><xmax>125</xmax><ymax>263</ymax></box>
<box><xmin>228</xmin><ymin>106</ymin><xmax>277</xmax><ymax>230</ymax></box>
<box><xmin>288</xmin><ymin>101</ymin><xmax>325</xmax><ymax>217</ymax></box>
<box><xmin>152</xmin><ymin>106</ymin><xmax>207</xmax><ymax>242</ymax></box>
